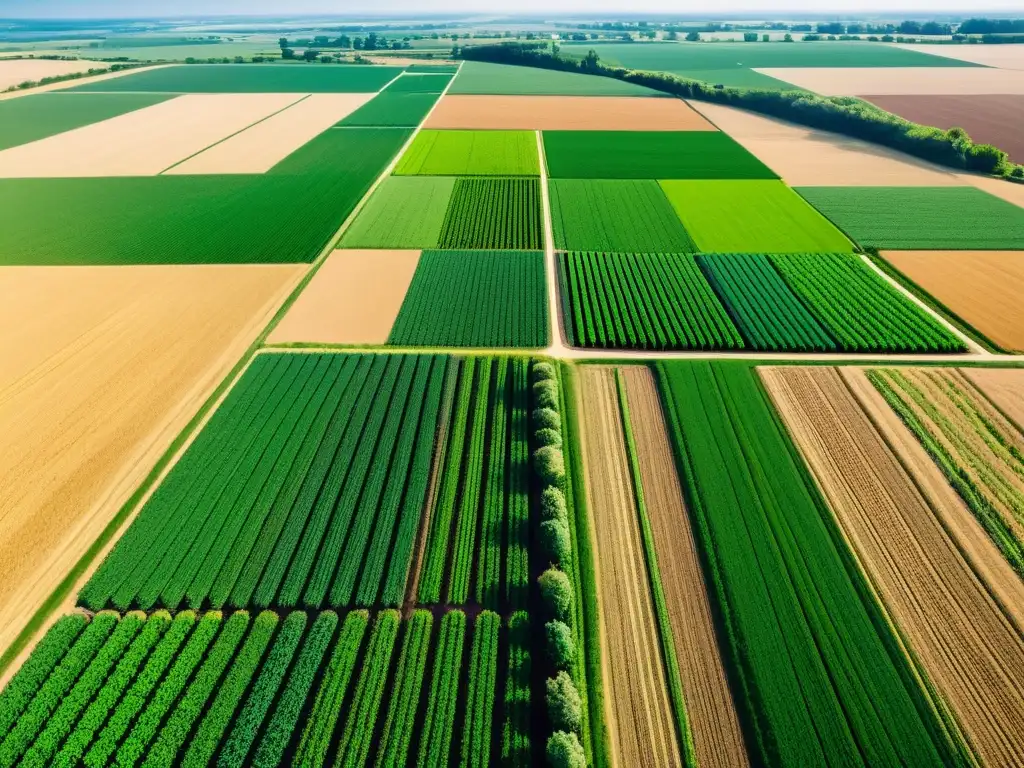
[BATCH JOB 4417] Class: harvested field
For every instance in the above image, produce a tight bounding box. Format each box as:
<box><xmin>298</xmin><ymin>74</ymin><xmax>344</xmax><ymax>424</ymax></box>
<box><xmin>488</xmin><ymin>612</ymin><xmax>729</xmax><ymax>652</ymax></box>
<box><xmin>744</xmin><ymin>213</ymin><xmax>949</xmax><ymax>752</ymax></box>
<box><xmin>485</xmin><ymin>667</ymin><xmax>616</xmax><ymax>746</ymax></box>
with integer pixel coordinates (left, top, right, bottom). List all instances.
<box><xmin>895</xmin><ymin>42</ymin><xmax>1024</xmax><ymax>69</ymax></box>
<box><xmin>688</xmin><ymin>101</ymin><xmax>962</xmax><ymax>186</ymax></box>
<box><xmin>761</xmin><ymin>365</ymin><xmax>1024</xmax><ymax>768</ymax></box>
<box><xmin>755</xmin><ymin>66</ymin><xmax>1024</xmax><ymax>95</ymax></box>
<box><xmin>166</xmin><ymin>93</ymin><xmax>375</xmax><ymax>174</ymax></box>
<box><xmin>863</xmin><ymin>95</ymin><xmax>1024</xmax><ymax>162</ymax></box>
<box><xmin>882</xmin><ymin>250</ymin><xmax>1024</xmax><ymax>351</ymax></box>
<box><xmin>0</xmin><ymin>93</ymin><xmax>304</xmax><ymax>178</ymax></box>
<box><xmin>963</xmin><ymin>368</ymin><xmax>1024</xmax><ymax>430</ymax></box>
<box><xmin>620</xmin><ymin>367</ymin><xmax>749</xmax><ymax>768</ymax></box>
<box><xmin>395</xmin><ymin>129</ymin><xmax>538</xmax><ymax>176</ymax></box>
<box><xmin>577</xmin><ymin>366</ymin><xmax>682</xmax><ymax>768</ymax></box>
<box><xmin>425</xmin><ymin>95</ymin><xmax>716</xmax><ymax>130</ymax></box>
<box><xmin>267</xmin><ymin>249</ymin><xmax>421</xmax><ymax>345</ymax></box>
<box><xmin>0</xmin><ymin>263</ymin><xmax>302</xmax><ymax>657</ymax></box>
<box><xmin>0</xmin><ymin>58</ymin><xmax>107</xmax><ymax>90</ymax></box>
<box><xmin>341</xmin><ymin>176</ymin><xmax>456</xmax><ymax>249</ymax></box>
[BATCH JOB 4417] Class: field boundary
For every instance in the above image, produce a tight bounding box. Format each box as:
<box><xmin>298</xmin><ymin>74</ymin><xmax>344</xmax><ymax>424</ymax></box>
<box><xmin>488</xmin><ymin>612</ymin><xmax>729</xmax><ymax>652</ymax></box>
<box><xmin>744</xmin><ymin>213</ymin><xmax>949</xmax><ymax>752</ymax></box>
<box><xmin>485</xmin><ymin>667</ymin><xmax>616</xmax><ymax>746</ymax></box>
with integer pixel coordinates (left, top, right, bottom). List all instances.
<box><xmin>0</xmin><ymin>63</ymin><xmax>174</xmax><ymax>101</ymax></box>
<box><xmin>536</xmin><ymin>129</ymin><xmax>569</xmax><ymax>356</ymax></box>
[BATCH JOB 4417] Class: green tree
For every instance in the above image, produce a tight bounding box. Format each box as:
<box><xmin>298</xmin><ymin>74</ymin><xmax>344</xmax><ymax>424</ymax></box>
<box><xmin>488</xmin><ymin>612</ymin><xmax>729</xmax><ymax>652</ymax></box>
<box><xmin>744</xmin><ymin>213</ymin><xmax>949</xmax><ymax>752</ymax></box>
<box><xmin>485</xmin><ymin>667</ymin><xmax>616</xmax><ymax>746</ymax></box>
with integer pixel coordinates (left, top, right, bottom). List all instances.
<box><xmin>546</xmin><ymin>672</ymin><xmax>582</xmax><ymax>732</ymax></box>
<box><xmin>547</xmin><ymin>731</ymin><xmax>586</xmax><ymax>768</ymax></box>
<box><xmin>545</xmin><ymin>621</ymin><xmax>576</xmax><ymax>669</ymax></box>
<box><xmin>538</xmin><ymin>569</ymin><xmax>572</xmax><ymax>621</ymax></box>
<box><xmin>686</xmin><ymin>31</ymin><xmax>700</xmax><ymax>41</ymax></box>
<box><xmin>540</xmin><ymin>518</ymin><xmax>571</xmax><ymax>565</ymax></box>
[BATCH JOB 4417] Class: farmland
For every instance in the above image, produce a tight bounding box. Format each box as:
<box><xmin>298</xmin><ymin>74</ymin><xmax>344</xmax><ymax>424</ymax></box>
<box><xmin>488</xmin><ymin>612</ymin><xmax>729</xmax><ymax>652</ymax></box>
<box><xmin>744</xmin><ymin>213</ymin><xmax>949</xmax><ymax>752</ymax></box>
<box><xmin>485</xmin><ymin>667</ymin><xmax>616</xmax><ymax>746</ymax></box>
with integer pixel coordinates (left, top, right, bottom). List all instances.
<box><xmin>448</xmin><ymin>60</ymin><xmax>664</xmax><ymax>96</ymax></box>
<box><xmin>395</xmin><ymin>129</ymin><xmax>539</xmax><ymax>176</ymax></box>
<box><xmin>438</xmin><ymin>178</ymin><xmax>543</xmax><ymax>250</ymax></box>
<box><xmin>341</xmin><ymin>176</ymin><xmax>456</xmax><ymax>249</ymax></box>
<box><xmin>338</xmin><ymin>91</ymin><xmax>440</xmax><ymax>127</ymax></box>
<box><xmin>389</xmin><ymin>250</ymin><xmax>548</xmax><ymax>347</ymax></box>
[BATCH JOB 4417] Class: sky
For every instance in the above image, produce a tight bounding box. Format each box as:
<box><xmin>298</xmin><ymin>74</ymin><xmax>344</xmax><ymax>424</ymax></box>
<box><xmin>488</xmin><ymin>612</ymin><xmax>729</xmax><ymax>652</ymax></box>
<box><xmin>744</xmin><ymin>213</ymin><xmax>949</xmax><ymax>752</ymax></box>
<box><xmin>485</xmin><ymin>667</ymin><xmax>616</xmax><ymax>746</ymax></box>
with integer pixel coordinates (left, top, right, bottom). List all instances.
<box><xmin>1</xmin><ymin>0</ymin><xmax>1022</xmax><ymax>18</ymax></box>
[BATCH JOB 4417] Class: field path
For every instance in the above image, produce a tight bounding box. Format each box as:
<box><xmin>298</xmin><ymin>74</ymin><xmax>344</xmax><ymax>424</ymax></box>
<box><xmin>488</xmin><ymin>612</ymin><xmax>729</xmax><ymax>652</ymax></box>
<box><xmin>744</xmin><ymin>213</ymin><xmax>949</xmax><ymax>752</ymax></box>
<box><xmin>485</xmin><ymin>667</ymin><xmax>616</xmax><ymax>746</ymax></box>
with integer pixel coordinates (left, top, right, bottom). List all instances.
<box><xmin>761</xmin><ymin>366</ymin><xmax>1024</xmax><ymax>766</ymax></box>
<box><xmin>620</xmin><ymin>366</ymin><xmax>750</xmax><ymax>768</ymax></box>
<box><xmin>577</xmin><ymin>366</ymin><xmax>682</xmax><ymax>768</ymax></box>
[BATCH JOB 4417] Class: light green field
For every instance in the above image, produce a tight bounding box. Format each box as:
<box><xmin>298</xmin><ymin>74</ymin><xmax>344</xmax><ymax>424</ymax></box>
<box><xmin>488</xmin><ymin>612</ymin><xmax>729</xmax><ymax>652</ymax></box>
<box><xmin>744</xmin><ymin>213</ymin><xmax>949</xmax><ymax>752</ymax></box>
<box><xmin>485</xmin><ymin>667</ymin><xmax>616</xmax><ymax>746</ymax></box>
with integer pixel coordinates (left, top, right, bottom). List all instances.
<box><xmin>341</xmin><ymin>176</ymin><xmax>456</xmax><ymax>248</ymax></box>
<box><xmin>661</xmin><ymin>180</ymin><xmax>853</xmax><ymax>252</ymax></box>
<box><xmin>448</xmin><ymin>60</ymin><xmax>665</xmax><ymax>96</ymax></box>
<box><xmin>394</xmin><ymin>129</ymin><xmax>539</xmax><ymax>176</ymax></box>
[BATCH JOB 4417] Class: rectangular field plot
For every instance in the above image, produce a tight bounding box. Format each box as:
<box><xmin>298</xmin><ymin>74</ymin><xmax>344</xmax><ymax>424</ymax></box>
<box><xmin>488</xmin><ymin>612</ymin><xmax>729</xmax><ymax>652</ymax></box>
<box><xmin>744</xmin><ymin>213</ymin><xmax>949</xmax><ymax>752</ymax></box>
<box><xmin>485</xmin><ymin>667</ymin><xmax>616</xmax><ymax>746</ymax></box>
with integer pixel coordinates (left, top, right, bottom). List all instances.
<box><xmin>395</xmin><ymin>129</ymin><xmax>539</xmax><ymax>176</ymax></box>
<box><xmin>883</xmin><ymin>250</ymin><xmax>1024</xmax><ymax>352</ymax></box>
<box><xmin>660</xmin><ymin>180</ymin><xmax>853</xmax><ymax>252</ymax></box>
<box><xmin>797</xmin><ymin>186</ymin><xmax>1024</xmax><ymax>249</ymax></box>
<box><xmin>337</xmin><ymin>91</ymin><xmax>440</xmax><ymax>127</ymax></box>
<box><xmin>550</xmin><ymin>179</ymin><xmax>696</xmax><ymax>252</ymax></box>
<box><xmin>425</xmin><ymin>95</ymin><xmax>716</xmax><ymax>130</ymax></box>
<box><xmin>79</xmin><ymin>352</ymin><xmax>451</xmax><ymax>612</ymax></box>
<box><xmin>0</xmin><ymin>93</ymin><xmax>172</xmax><ymax>152</ymax></box>
<box><xmin>437</xmin><ymin>178</ymin><xmax>543</xmax><ymax>250</ymax></box>
<box><xmin>758</xmin><ymin>66</ymin><xmax>1024</xmax><ymax>96</ymax></box>
<box><xmin>0</xmin><ymin>93</ymin><xmax>304</xmax><ymax>178</ymax></box>
<box><xmin>655</xmin><ymin>361</ymin><xmax>968</xmax><ymax>768</ymax></box>
<box><xmin>449</xmin><ymin>60</ymin><xmax>664</xmax><ymax>96</ymax></box>
<box><xmin>0</xmin><ymin>607</ymin><xmax>528</xmax><ymax>768</ymax></box>
<box><xmin>0</xmin><ymin>127</ymin><xmax>411</xmax><ymax>264</ymax></box>
<box><xmin>385</xmin><ymin>73</ymin><xmax>452</xmax><ymax>93</ymax></box>
<box><xmin>341</xmin><ymin>176</ymin><xmax>456</xmax><ymax>249</ymax></box>
<box><xmin>65</xmin><ymin>63</ymin><xmax>404</xmax><ymax>92</ymax></box>
<box><xmin>389</xmin><ymin>250</ymin><xmax>548</xmax><ymax>347</ymax></box>
<box><xmin>543</xmin><ymin>131</ymin><xmax>777</xmax><ymax>179</ymax></box>
<box><xmin>558</xmin><ymin>251</ymin><xmax>742</xmax><ymax>350</ymax></box>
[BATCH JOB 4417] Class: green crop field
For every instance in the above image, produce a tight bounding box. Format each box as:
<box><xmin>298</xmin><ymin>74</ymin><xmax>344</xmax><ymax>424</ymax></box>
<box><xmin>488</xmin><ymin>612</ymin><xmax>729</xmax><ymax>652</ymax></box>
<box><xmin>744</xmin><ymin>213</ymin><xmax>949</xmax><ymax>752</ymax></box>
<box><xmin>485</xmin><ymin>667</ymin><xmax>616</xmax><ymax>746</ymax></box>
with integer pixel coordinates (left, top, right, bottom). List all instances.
<box><xmin>341</xmin><ymin>176</ymin><xmax>456</xmax><ymax>249</ymax></box>
<box><xmin>542</xmin><ymin>131</ymin><xmax>777</xmax><ymax>179</ymax></box>
<box><xmin>770</xmin><ymin>252</ymin><xmax>966</xmax><ymax>352</ymax></box>
<box><xmin>65</xmin><ymin>64</ymin><xmax>404</xmax><ymax>93</ymax></box>
<box><xmin>0</xmin><ymin>93</ymin><xmax>172</xmax><ymax>151</ymax></box>
<box><xmin>389</xmin><ymin>250</ymin><xmax>548</xmax><ymax>347</ymax></box>
<box><xmin>395</xmin><ymin>130</ymin><xmax>539</xmax><ymax>176</ymax></box>
<box><xmin>385</xmin><ymin>73</ymin><xmax>453</xmax><ymax>93</ymax></box>
<box><xmin>696</xmin><ymin>253</ymin><xmax>836</xmax><ymax>352</ymax></box>
<box><xmin>549</xmin><ymin>179</ymin><xmax>696</xmax><ymax>252</ymax></box>
<box><xmin>0</xmin><ymin>127</ymin><xmax>410</xmax><ymax>265</ymax></box>
<box><xmin>660</xmin><ymin>180</ymin><xmax>853</xmax><ymax>252</ymax></box>
<box><xmin>438</xmin><ymin>178</ymin><xmax>543</xmax><ymax>250</ymax></box>
<box><xmin>797</xmin><ymin>186</ymin><xmax>1024</xmax><ymax>249</ymax></box>
<box><xmin>656</xmin><ymin>361</ymin><xmax>967</xmax><ymax>768</ymax></box>
<box><xmin>338</xmin><ymin>91</ymin><xmax>440</xmax><ymax>126</ymax></box>
<box><xmin>448</xmin><ymin>60</ymin><xmax>665</xmax><ymax>96</ymax></box>
<box><xmin>559</xmin><ymin>251</ymin><xmax>742</xmax><ymax>350</ymax></box>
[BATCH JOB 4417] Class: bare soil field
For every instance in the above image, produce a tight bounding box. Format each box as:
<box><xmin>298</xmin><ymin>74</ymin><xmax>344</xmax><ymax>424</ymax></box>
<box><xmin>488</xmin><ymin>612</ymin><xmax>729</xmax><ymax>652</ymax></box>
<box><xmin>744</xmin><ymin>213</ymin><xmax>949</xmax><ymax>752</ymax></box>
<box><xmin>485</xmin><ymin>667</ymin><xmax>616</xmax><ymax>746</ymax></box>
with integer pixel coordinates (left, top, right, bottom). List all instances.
<box><xmin>963</xmin><ymin>368</ymin><xmax>1024</xmax><ymax>430</ymax></box>
<box><xmin>0</xmin><ymin>58</ymin><xmax>108</xmax><ymax>90</ymax></box>
<box><xmin>0</xmin><ymin>65</ymin><xmax>172</xmax><ymax>102</ymax></box>
<box><xmin>883</xmin><ymin>250</ymin><xmax>1024</xmax><ymax>352</ymax></box>
<box><xmin>895</xmin><ymin>43</ymin><xmax>1024</xmax><ymax>70</ymax></box>
<box><xmin>425</xmin><ymin>95</ymin><xmax>717</xmax><ymax>130</ymax></box>
<box><xmin>755</xmin><ymin>66</ymin><xmax>1024</xmax><ymax>95</ymax></box>
<box><xmin>0</xmin><ymin>92</ymin><xmax>304</xmax><ymax>177</ymax></box>
<box><xmin>761</xmin><ymin>365</ymin><xmax>1024</xmax><ymax>767</ymax></box>
<box><xmin>267</xmin><ymin>249</ymin><xmax>420</xmax><ymax>345</ymax></box>
<box><xmin>689</xmin><ymin>101</ymin><xmax>960</xmax><ymax>185</ymax></box>
<box><xmin>864</xmin><ymin>95</ymin><xmax>1024</xmax><ymax>162</ymax></box>
<box><xmin>167</xmin><ymin>93</ymin><xmax>374</xmax><ymax>174</ymax></box>
<box><xmin>0</xmin><ymin>263</ymin><xmax>302</xmax><ymax>657</ymax></box>
<box><xmin>620</xmin><ymin>367</ymin><xmax>749</xmax><ymax>768</ymax></box>
<box><xmin>577</xmin><ymin>366</ymin><xmax>682</xmax><ymax>768</ymax></box>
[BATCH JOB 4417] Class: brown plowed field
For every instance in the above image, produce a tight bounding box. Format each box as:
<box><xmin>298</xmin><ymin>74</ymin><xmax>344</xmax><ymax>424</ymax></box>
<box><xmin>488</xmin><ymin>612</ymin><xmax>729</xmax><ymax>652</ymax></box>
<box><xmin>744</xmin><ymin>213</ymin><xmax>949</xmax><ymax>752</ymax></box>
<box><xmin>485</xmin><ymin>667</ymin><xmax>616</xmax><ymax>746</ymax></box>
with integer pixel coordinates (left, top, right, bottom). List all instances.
<box><xmin>577</xmin><ymin>366</ymin><xmax>682</xmax><ymax>768</ymax></box>
<box><xmin>883</xmin><ymin>250</ymin><xmax>1024</xmax><ymax>352</ymax></box>
<box><xmin>425</xmin><ymin>95</ymin><xmax>716</xmax><ymax>130</ymax></box>
<box><xmin>620</xmin><ymin>366</ymin><xmax>750</xmax><ymax>768</ymax></box>
<box><xmin>0</xmin><ymin>263</ymin><xmax>302</xmax><ymax>657</ymax></box>
<box><xmin>864</xmin><ymin>95</ymin><xmax>1024</xmax><ymax>162</ymax></box>
<box><xmin>760</xmin><ymin>366</ymin><xmax>1024</xmax><ymax>767</ymax></box>
<box><xmin>963</xmin><ymin>368</ymin><xmax>1024</xmax><ymax>431</ymax></box>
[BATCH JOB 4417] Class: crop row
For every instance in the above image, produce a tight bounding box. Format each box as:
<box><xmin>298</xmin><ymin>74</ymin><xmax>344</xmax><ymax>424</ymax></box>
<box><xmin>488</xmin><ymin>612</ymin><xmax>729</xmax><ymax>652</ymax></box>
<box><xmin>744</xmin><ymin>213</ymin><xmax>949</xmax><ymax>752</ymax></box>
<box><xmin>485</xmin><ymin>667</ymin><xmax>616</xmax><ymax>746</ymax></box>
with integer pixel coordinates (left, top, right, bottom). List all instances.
<box><xmin>388</xmin><ymin>250</ymin><xmax>548</xmax><ymax>348</ymax></box>
<box><xmin>0</xmin><ymin>607</ymin><xmax>519</xmax><ymax>768</ymax></box>
<box><xmin>655</xmin><ymin>361</ymin><xmax>965</xmax><ymax>766</ymax></box>
<box><xmin>418</xmin><ymin>356</ymin><xmax>533</xmax><ymax>611</ymax></box>
<box><xmin>79</xmin><ymin>352</ymin><xmax>450</xmax><ymax>612</ymax></box>
<box><xmin>437</xmin><ymin>178</ymin><xmax>544</xmax><ymax>250</ymax></box>
<box><xmin>559</xmin><ymin>251</ymin><xmax>966</xmax><ymax>353</ymax></box>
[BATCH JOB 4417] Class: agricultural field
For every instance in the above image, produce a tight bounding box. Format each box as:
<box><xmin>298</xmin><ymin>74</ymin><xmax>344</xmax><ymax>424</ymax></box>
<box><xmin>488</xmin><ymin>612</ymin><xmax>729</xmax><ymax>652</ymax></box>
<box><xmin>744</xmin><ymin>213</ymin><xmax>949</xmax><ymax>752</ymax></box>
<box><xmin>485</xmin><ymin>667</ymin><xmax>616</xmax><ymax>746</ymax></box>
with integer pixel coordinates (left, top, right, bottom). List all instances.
<box><xmin>395</xmin><ymin>129</ymin><xmax>539</xmax><ymax>176</ymax></box>
<box><xmin>0</xmin><ymin>58</ymin><xmax>108</xmax><ymax>90</ymax></box>
<box><xmin>389</xmin><ymin>251</ymin><xmax>548</xmax><ymax>347</ymax></box>
<box><xmin>759</xmin><ymin>66</ymin><xmax>1024</xmax><ymax>95</ymax></box>
<box><xmin>448</xmin><ymin>60</ymin><xmax>664</xmax><ymax>96</ymax></box>
<box><xmin>437</xmin><ymin>178</ymin><xmax>543</xmax><ymax>249</ymax></box>
<box><xmin>659</xmin><ymin>180</ymin><xmax>853</xmax><ymax>252</ymax></box>
<box><xmin>797</xmin><ymin>186</ymin><xmax>1024</xmax><ymax>249</ymax></box>
<box><xmin>341</xmin><ymin>176</ymin><xmax>456</xmax><ymax>249</ymax></box>
<box><xmin>964</xmin><ymin>368</ymin><xmax>1024</xmax><ymax>428</ymax></box>
<box><xmin>337</xmin><ymin>90</ymin><xmax>441</xmax><ymax>127</ymax></box>
<box><xmin>385</xmin><ymin>73</ymin><xmax>452</xmax><ymax>93</ymax></box>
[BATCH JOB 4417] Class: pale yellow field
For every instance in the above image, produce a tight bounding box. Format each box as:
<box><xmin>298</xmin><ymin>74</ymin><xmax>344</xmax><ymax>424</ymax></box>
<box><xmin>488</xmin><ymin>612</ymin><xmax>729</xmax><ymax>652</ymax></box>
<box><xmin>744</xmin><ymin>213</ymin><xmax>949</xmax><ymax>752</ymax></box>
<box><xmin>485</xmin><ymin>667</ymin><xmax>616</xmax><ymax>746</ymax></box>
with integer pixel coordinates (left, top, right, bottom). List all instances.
<box><xmin>896</xmin><ymin>43</ymin><xmax>1024</xmax><ymax>70</ymax></box>
<box><xmin>0</xmin><ymin>263</ymin><xmax>302</xmax><ymax>657</ymax></box>
<box><xmin>958</xmin><ymin>174</ymin><xmax>1024</xmax><ymax>210</ymax></box>
<box><xmin>0</xmin><ymin>93</ymin><xmax>304</xmax><ymax>177</ymax></box>
<box><xmin>755</xmin><ymin>66</ymin><xmax>1024</xmax><ymax>95</ymax></box>
<box><xmin>269</xmin><ymin>249</ymin><xmax>420</xmax><ymax>345</ymax></box>
<box><xmin>167</xmin><ymin>93</ymin><xmax>374</xmax><ymax>174</ymax></box>
<box><xmin>0</xmin><ymin>58</ymin><xmax>108</xmax><ymax>90</ymax></box>
<box><xmin>690</xmin><ymin>101</ymin><xmax>961</xmax><ymax>185</ymax></box>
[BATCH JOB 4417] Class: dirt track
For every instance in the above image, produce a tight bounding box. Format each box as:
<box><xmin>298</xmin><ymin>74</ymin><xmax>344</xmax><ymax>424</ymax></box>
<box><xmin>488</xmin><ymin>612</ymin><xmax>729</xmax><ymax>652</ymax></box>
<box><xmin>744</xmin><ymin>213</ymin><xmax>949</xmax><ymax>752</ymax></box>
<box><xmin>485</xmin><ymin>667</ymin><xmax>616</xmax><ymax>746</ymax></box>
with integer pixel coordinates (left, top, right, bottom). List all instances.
<box><xmin>761</xmin><ymin>365</ymin><xmax>1024</xmax><ymax>766</ymax></box>
<box><xmin>754</xmin><ymin>66</ymin><xmax>1024</xmax><ymax>95</ymax></box>
<box><xmin>620</xmin><ymin>367</ymin><xmax>750</xmax><ymax>768</ymax></box>
<box><xmin>963</xmin><ymin>368</ymin><xmax>1024</xmax><ymax>430</ymax></box>
<box><xmin>577</xmin><ymin>366</ymin><xmax>682</xmax><ymax>768</ymax></box>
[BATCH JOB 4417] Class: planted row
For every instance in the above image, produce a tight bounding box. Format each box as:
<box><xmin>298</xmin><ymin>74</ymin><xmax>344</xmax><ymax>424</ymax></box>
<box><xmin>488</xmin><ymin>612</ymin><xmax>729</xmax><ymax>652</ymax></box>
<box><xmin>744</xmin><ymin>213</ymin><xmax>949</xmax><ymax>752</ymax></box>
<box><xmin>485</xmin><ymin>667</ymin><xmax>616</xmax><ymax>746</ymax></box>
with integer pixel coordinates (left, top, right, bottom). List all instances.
<box><xmin>438</xmin><ymin>178</ymin><xmax>544</xmax><ymax>250</ymax></box>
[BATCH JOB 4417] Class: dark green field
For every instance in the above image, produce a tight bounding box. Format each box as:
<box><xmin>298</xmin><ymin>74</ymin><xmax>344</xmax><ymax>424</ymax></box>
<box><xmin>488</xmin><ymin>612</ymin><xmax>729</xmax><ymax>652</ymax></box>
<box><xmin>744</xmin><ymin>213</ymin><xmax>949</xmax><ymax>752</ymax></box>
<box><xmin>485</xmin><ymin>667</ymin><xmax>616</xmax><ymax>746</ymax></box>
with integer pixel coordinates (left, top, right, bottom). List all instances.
<box><xmin>338</xmin><ymin>92</ymin><xmax>441</xmax><ymax>127</ymax></box>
